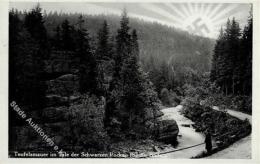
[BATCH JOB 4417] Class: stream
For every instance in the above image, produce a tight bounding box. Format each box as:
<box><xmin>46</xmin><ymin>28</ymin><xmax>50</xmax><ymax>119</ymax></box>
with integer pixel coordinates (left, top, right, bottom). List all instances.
<box><xmin>156</xmin><ymin>105</ymin><xmax>206</xmax><ymax>158</ymax></box>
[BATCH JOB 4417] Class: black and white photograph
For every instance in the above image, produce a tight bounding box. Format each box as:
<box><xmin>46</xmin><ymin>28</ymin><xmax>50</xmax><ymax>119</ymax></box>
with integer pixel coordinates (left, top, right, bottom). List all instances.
<box><xmin>2</xmin><ymin>1</ymin><xmax>257</xmax><ymax>160</ymax></box>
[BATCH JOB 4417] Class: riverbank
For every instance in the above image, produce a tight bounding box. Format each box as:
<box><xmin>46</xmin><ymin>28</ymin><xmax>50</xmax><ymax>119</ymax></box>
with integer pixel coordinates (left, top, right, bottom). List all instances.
<box><xmin>156</xmin><ymin>105</ymin><xmax>205</xmax><ymax>158</ymax></box>
<box><xmin>108</xmin><ymin>105</ymin><xmax>206</xmax><ymax>158</ymax></box>
<box><xmin>95</xmin><ymin>104</ymin><xmax>252</xmax><ymax>159</ymax></box>
<box><xmin>205</xmin><ymin>108</ymin><xmax>252</xmax><ymax>159</ymax></box>
<box><xmin>179</xmin><ymin>101</ymin><xmax>251</xmax><ymax>158</ymax></box>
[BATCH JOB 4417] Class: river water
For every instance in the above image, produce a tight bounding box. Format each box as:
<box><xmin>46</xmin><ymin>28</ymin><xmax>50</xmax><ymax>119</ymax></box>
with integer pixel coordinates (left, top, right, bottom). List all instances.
<box><xmin>156</xmin><ymin>105</ymin><xmax>206</xmax><ymax>158</ymax></box>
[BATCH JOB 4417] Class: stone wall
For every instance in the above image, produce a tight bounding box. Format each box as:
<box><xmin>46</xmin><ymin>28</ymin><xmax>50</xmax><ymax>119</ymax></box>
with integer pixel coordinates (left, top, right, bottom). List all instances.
<box><xmin>10</xmin><ymin>50</ymin><xmax>109</xmax><ymax>152</ymax></box>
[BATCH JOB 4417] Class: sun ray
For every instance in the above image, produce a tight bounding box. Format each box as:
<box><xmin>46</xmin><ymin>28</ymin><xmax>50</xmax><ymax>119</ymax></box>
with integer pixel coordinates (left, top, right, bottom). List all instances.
<box><xmin>187</xmin><ymin>3</ymin><xmax>195</xmax><ymax>15</ymax></box>
<box><xmin>212</xmin><ymin>4</ymin><xmax>240</xmax><ymax>22</ymax></box>
<box><xmin>195</xmin><ymin>3</ymin><xmax>200</xmax><ymax>14</ymax></box>
<box><xmin>184</xmin><ymin>3</ymin><xmax>192</xmax><ymax>16</ymax></box>
<box><xmin>177</xmin><ymin>4</ymin><xmax>190</xmax><ymax>18</ymax></box>
<box><xmin>166</xmin><ymin>3</ymin><xmax>187</xmax><ymax>20</ymax></box>
<box><xmin>198</xmin><ymin>3</ymin><xmax>204</xmax><ymax>15</ymax></box>
<box><xmin>213</xmin><ymin>10</ymin><xmax>242</xmax><ymax>27</ymax></box>
<box><xmin>201</xmin><ymin>3</ymin><xmax>207</xmax><ymax>15</ymax></box>
<box><xmin>214</xmin><ymin>18</ymin><xmax>230</xmax><ymax>26</ymax></box>
<box><xmin>204</xmin><ymin>3</ymin><xmax>214</xmax><ymax>17</ymax></box>
<box><xmin>140</xmin><ymin>3</ymin><xmax>184</xmax><ymax>25</ymax></box>
<box><xmin>208</xmin><ymin>3</ymin><xmax>224</xmax><ymax>19</ymax></box>
<box><xmin>193</xmin><ymin>3</ymin><xmax>198</xmax><ymax>14</ymax></box>
<box><xmin>129</xmin><ymin>12</ymin><xmax>180</xmax><ymax>28</ymax></box>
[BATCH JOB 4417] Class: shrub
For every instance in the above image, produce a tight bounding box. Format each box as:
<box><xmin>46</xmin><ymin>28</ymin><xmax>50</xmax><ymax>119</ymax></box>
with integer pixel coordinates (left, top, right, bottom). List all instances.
<box><xmin>64</xmin><ymin>94</ymin><xmax>110</xmax><ymax>152</ymax></box>
<box><xmin>182</xmin><ymin>102</ymin><xmax>251</xmax><ymax>148</ymax></box>
<box><xmin>160</xmin><ymin>88</ymin><xmax>171</xmax><ymax>106</ymax></box>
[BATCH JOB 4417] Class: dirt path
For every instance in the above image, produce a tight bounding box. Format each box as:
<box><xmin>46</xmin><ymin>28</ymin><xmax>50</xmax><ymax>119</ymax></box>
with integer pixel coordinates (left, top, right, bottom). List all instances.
<box><xmin>205</xmin><ymin>107</ymin><xmax>252</xmax><ymax>159</ymax></box>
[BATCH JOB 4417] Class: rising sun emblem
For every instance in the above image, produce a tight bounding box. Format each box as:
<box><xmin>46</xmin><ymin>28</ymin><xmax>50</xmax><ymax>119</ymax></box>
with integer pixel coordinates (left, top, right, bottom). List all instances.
<box><xmin>165</xmin><ymin>3</ymin><xmax>241</xmax><ymax>38</ymax></box>
<box><xmin>139</xmin><ymin>3</ymin><xmax>241</xmax><ymax>38</ymax></box>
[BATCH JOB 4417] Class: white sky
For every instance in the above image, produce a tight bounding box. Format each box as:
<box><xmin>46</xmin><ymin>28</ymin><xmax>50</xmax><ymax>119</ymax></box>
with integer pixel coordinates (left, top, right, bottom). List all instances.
<box><xmin>9</xmin><ymin>2</ymin><xmax>251</xmax><ymax>38</ymax></box>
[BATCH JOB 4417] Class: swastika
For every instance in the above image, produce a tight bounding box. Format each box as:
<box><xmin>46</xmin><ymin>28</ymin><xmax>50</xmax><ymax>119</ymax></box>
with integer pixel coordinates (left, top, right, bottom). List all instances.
<box><xmin>187</xmin><ymin>17</ymin><xmax>210</xmax><ymax>36</ymax></box>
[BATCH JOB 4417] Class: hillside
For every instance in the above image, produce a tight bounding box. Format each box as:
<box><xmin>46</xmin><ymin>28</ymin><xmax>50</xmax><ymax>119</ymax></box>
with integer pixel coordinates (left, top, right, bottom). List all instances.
<box><xmin>43</xmin><ymin>13</ymin><xmax>215</xmax><ymax>74</ymax></box>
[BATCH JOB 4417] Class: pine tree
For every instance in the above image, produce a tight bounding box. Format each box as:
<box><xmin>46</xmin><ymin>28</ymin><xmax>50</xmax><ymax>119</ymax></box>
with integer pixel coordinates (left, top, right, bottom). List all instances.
<box><xmin>60</xmin><ymin>19</ymin><xmax>75</xmax><ymax>51</ymax></box>
<box><xmin>120</xmin><ymin>29</ymin><xmax>143</xmax><ymax>129</ymax></box>
<box><xmin>229</xmin><ymin>18</ymin><xmax>241</xmax><ymax>94</ymax></box>
<box><xmin>211</xmin><ymin>16</ymin><xmax>252</xmax><ymax>96</ymax></box>
<box><xmin>131</xmin><ymin>29</ymin><xmax>139</xmax><ymax>60</ymax></box>
<box><xmin>96</xmin><ymin>20</ymin><xmax>112</xmax><ymax>61</ymax></box>
<box><xmin>212</xmin><ymin>18</ymin><xmax>241</xmax><ymax>95</ymax></box>
<box><xmin>9</xmin><ymin>9</ymin><xmax>24</xmax><ymax>127</ymax></box>
<box><xmin>108</xmin><ymin>11</ymin><xmax>146</xmax><ymax>130</ymax></box>
<box><xmin>95</xmin><ymin>20</ymin><xmax>113</xmax><ymax>96</ymax></box>
<box><xmin>23</xmin><ymin>5</ymin><xmax>47</xmax><ymax>109</ymax></box>
<box><xmin>210</xmin><ymin>27</ymin><xmax>224</xmax><ymax>82</ymax></box>
<box><xmin>54</xmin><ymin>25</ymin><xmax>62</xmax><ymax>49</ymax></box>
<box><xmin>9</xmin><ymin>9</ymin><xmax>21</xmax><ymax>103</ymax></box>
<box><xmin>74</xmin><ymin>15</ymin><xmax>100</xmax><ymax>95</ymax></box>
<box><xmin>24</xmin><ymin>3</ymin><xmax>47</xmax><ymax>44</ymax></box>
<box><xmin>240</xmin><ymin>7</ymin><xmax>252</xmax><ymax>95</ymax></box>
<box><xmin>114</xmin><ymin>9</ymin><xmax>132</xmax><ymax>78</ymax></box>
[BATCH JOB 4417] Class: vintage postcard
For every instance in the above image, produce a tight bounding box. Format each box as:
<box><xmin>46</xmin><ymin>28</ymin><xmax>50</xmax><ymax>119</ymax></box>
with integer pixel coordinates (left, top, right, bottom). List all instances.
<box><xmin>0</xmin><ymin>0</ymin><xmax>259</xmax><ymax>163</ymax></box>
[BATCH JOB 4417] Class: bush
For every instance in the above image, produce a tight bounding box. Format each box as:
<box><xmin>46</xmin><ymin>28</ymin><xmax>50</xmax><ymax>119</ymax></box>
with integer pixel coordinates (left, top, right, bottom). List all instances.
<box><xmin>159</xmin><ymin>88</ymin><xmax>181</xmax><ymax>107</ymax></box>
<box><xmin>160</xmin><ymin>88</ymin><xmax>171</xmax><ymax>106</ymax></box>
<box><xmin>64</xmin><ymin>94</ymin><xmax>110</xmax><ymax>152</ymax></box>
<box><xmin>181</xmin><ymin>102</ymin><xmax>251</xmax><ymax>149</ymax></box>
<box><xmin>230</xmin><ymin>95</ymin><xmax>252</xmax><ymax>114</ymax></box>
<box><xmin>169</xmin><ymin>90</ymin><xmax>181</xmax><ymax>107</ymax></box>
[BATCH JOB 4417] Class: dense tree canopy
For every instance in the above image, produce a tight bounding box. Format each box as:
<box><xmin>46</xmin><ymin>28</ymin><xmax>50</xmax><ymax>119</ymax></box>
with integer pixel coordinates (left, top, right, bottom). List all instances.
<box><xmin>210</xmin><ymin>12</ymin><xmax>252</xmax><ymax>96</ymax></box>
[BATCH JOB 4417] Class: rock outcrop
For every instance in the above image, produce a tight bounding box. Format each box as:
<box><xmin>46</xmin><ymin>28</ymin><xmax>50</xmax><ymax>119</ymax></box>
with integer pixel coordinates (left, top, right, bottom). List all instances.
<box><xmin>156</xmin><ymin>119</ymin><xmax>179</xmax><ymax>144</ymax></box>
<box><xmin>10</xmin><ymin>51</ymin><xmax>109</xmax><ymax>152</ymax></box>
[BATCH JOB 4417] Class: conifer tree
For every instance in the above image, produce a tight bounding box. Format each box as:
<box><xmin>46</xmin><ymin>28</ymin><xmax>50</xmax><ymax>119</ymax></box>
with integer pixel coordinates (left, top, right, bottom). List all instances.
<box><xmin>114</xmin><ymin>9</ymin><xmax>132</xmax><ymax>78</ymax></box>
<box><xmin>61</xmin><ymin>19</ymin><xmax>75</xmax><ymax>51</ymax></box>
<box><xmin>95</xmin><ymin>20</ymin><xmax>113</xmax><ymax>96</ymax></box>
<box><xmin>75</xmin><ymin>15</ymin><xmax>100</xmax><ymax>95</ymax></box>
<box><xmin>210</xmin><ymin>16</ymin><xmax>252</xmax><ymax>96</ymax></box>
<box><xmin>9</xmin><ymin>9</ymin><xmax>21</xmax><ymax>103</ymax></box>
<box><xmin>240</xmin><ymin>7</ymin><xmax>252</xmax><ymax>95</ymax></box>
<box><xmin>210</xmin><ymin>27</ymin><xmax>224</xmax><ymax>82</ymax></box>
<box><xmin>131</xmin><ymin>29</ymin><xmax>139</xmax><ymax>60</ymax></box>
<box><xmin>96</xmin><ymin>20</ymin><xmax>112</xmax><ymax>61</ymax></box>
<box><xmin>120</xmin><ymin>29</ymin><xmax>143</xmax><ymax>129</ymax></box>
<box><xmin>54</xmin><ymin>25</ymin><xmax>62</xmax><ymax>49</ymax></box>
<box><xmin>229</xmin><ymin>18</ymin><xmax>241</xmax><ymax>94</ymax></box>
<box><xmin>24</xmin><ymin>4</ymin><xmax>47</xmax><ymax>44</ymax></box>
<box><xmin>23</xmin><ymin>4</ymin><xmax>47</xmax><ymax>109</ymax></box>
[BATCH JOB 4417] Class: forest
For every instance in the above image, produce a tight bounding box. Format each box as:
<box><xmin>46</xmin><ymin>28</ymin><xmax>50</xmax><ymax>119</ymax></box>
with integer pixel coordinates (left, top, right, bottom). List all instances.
<box><xmin>9</xmin><ymin>3</ymin><xmax>252</xmax><ymax>156</ymax></box>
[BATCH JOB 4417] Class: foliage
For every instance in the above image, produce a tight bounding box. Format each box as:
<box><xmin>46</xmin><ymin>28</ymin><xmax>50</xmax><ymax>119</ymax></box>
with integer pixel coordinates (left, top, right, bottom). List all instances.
<box><xmin>65</xmin><ymin>94</ymin><xmax>110</xmax><ymax>152</ymax></box>
<box><xmin>12</xmin><ymin>7</ymin><xmax>216</xmax><ymax>105</ymax></box>
<box><xmin>160</xmin><ymin>88</ymin><xmax>171</xmax><ymax>106</ymax></box>
<box><xmin>106</xmin><ymin>11</ymin><xmax>161</xmax><ymax>137</ymax></box>
<box><xmin>9</xmin><ymin>7</ymin><xmax>47</xmax><ymax>111</ymax></box>
<box><xmin>182</xmin><ymin>101</ymin><xmax>251</xmax><ymax>152</ymax></box>
<box><xmin>182</xmin><ymin>73</ymin><xmax>252</xmax><ymax>114</ymax></box>
<box><xmin>210</xmin><ymin>15</ymin><xmax>252</xmax><ymax>96</ymax></box>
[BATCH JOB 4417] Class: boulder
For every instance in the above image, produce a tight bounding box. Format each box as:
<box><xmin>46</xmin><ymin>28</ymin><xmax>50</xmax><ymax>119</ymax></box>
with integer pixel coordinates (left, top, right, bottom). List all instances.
<box><xmin>157</xmin><ymin>119</ymin><xmax>179</xmax><ymax>144</ymax></box>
